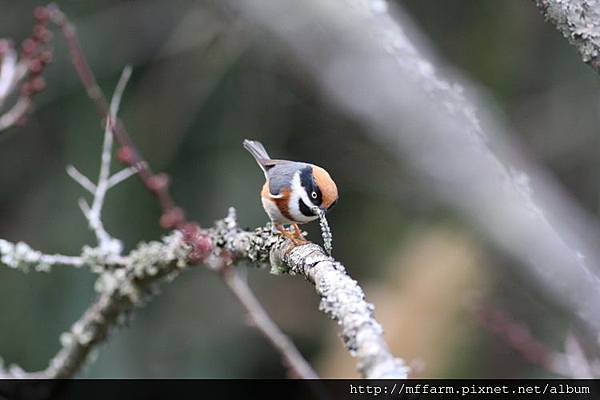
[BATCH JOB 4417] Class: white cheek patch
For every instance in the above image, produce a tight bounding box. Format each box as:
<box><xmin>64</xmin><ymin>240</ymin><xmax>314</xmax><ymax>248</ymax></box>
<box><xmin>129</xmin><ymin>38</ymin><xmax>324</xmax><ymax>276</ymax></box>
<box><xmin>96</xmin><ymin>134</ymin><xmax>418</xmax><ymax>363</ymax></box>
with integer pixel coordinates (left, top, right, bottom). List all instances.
<box><xmin>289</xmin><ymin>172</ymin><xmax>318</xmax><ymax>223</ymax></box>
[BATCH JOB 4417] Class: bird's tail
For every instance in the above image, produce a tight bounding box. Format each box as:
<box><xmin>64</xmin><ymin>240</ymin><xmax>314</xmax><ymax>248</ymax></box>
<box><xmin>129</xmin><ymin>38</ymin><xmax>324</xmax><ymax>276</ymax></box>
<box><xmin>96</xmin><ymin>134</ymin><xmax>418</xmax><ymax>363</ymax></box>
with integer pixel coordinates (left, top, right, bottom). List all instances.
<box><xmin>243</xmin><ymin>139</ymin><xmax>271</xmax><ymax>166</ymax></box>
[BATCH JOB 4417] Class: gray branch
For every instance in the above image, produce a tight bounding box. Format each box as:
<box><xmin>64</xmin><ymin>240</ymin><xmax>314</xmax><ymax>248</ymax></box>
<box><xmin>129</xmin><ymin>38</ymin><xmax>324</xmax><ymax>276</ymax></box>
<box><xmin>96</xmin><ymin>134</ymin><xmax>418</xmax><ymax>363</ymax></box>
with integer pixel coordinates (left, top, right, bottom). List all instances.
<box><xmin>533</xmin><ymin>0</ymin><xmax>600</xmax><ymax>74</ymax></box>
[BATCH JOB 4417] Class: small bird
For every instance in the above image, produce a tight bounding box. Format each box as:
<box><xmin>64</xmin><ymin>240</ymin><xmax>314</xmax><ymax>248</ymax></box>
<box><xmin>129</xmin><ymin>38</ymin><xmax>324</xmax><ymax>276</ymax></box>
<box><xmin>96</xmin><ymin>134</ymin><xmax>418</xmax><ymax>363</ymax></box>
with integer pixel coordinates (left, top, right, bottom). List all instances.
<box><xmin>244</xmin><ymin>139</ymin><xmax>338</xmax><ymax>244</ymax></box>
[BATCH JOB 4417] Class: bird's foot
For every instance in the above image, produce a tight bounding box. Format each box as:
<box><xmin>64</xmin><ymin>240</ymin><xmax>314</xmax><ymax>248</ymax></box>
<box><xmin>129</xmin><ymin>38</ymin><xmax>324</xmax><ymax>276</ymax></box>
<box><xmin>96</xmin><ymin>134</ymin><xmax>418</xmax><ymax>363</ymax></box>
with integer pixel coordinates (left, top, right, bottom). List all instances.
<box><xmin>275</xmin><ymin>224</ymin><xmax>309</xmax><ymax>246</ymax></box>
<box><xmin>291</xmin><ymin>224</ymin><xmax>309</xmax><ymax>245</ymax></box>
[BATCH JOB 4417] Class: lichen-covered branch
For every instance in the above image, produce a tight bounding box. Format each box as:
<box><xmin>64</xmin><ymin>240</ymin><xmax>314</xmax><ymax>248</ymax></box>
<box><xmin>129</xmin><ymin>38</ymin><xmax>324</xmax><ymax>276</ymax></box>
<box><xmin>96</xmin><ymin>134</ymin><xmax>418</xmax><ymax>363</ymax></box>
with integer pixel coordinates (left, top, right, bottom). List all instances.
<box><xmin>1</xmin><ymin>211</ymin><xmax>406</xmax><ymax>379</ymax></box>
<box><xmin>0</xmin><ymin>239</ymin><xmax>85</xmax><ymax>272</ymax></box>
<box><xmin>211</xmin><ymin>210</ymin><xmax>409</xmax><ymax>379</ymax></box>
<box><xmin>0</xmin><ymin>232</ymin><xmax>188</xmax><ymax>378</ymax></box>
<box><xmin>533</xmin><ymin>0</ymin><xmax>600</xmax><ymax>75</ymax></box>
<box><xmin>43</xmin><ymin>232</ymin><xmax>189</xmax><ymax>379</ymax></box>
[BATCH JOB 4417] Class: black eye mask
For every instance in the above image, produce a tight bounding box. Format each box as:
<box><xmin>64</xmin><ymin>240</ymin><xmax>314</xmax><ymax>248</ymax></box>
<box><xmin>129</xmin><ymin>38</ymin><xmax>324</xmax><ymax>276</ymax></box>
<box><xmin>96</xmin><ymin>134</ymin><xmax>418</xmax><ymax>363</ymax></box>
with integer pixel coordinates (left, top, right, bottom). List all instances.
<box><xmin>299</xmin><ymin>166</ymin><xmax>322</xmax><ymax>206</ymax></box>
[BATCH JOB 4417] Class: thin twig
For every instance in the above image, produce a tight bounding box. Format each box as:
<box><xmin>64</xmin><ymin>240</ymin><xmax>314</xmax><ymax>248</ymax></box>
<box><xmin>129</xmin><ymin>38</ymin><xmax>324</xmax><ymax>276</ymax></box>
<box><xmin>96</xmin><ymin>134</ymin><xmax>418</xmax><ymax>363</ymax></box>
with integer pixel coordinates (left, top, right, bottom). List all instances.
<box><xmin>66</xmin><ymin>165</ymin><xmax>96</xmax><ymax>194</ymax></box>
<box><xmin>107</xmin><ymin>167</ymin><xmax>137</xmax><ymax>189</ymax></box>
<box><xmin>85</xmin><ymin>67</ymin><xmax>132</xmax><ymax>250</ymax></box>
<box><xmin>220</xmin><ymin>265</ymin><xmax>319</xmax><ymax>379</ymax></box>
<box><xmin>67</xmin><ymin>67</ymin><xmax>133</xmax><ymax>254</ymax></box>
<box><xmin>0</xmin><ymin>97</ymin><xmax>30</xmax><ymax>131</ymax></box>
<box><xmin>0</xmin><ymin>42</ymin><xmax>20</xmax><ymax>105</ymax></box>
<box><xmin>48</xmin><ymin>4</ymin><xmax>180</xmax><ymax>227</ymax></box>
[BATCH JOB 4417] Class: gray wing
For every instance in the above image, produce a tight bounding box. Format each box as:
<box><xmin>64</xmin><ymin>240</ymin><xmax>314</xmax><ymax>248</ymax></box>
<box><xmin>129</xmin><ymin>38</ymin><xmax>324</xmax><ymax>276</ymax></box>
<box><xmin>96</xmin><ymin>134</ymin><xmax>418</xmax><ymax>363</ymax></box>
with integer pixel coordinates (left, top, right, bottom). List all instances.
<box><xmin>267</xmin><ymin>161</ymin><xmax>308</xmax><ymax>196</ymax></box>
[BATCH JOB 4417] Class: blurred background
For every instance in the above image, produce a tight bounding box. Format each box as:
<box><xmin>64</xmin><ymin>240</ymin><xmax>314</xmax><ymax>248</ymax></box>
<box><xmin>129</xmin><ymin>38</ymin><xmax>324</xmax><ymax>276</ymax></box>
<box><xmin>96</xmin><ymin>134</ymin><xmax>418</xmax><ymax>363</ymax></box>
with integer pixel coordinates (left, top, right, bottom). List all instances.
<box><xmin>0</xmin><ymin>0</ymin><xmax>598</xmax><ymax>378</ymax></box>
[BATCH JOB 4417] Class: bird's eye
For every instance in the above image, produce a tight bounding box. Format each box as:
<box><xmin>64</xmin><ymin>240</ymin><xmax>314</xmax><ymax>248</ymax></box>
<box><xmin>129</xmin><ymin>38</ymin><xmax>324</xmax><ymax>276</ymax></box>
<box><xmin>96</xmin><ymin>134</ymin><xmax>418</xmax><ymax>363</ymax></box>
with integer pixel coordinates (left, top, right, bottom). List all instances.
<box><xmin>311</xmin><ymin>191</ymin><xmax>318</xmax><ymax>199</ymax></box>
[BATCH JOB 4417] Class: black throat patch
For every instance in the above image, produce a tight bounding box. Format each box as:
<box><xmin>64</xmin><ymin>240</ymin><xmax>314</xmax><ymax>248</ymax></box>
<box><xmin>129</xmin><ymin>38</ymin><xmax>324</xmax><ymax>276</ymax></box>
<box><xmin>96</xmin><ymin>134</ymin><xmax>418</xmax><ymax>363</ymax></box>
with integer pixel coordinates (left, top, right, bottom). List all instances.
<box><xmin>299</xmin><ymin>198</ymin><xmax>314</xmax><ymax>217</ymax></box>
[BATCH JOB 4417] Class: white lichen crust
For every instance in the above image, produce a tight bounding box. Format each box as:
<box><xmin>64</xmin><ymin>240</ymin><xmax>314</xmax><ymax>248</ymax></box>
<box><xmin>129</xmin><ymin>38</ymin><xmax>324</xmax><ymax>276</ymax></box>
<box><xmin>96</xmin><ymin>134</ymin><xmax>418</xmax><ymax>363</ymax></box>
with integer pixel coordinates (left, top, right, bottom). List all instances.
<box><xmin>534</xmin><ymin>0</ymin><xmax>600</xmax><ymax>73</ymax></box>
<box><xmin>41</xmin><ymin>232</ymin><xmax>189</xmax><ymax>379</ymax></box>
<box><xmin>281</xmin><ymin>244</ymin><xmax>408</xmax><ymax>378</ymax></box>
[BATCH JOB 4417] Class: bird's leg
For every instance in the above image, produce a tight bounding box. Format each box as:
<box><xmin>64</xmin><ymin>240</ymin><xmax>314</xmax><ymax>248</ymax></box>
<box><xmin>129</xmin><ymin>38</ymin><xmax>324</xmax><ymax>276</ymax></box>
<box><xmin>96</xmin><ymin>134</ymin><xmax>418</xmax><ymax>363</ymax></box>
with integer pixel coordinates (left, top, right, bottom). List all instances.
<box><xmin>275</xmin><ymin>224</ymin><xmax>308</xmax><ymax>245</ymax></box>
<box><xmin>292</xmin><ymin>224</ymin><xmax>308</xmax><ymax>243</ymax></box>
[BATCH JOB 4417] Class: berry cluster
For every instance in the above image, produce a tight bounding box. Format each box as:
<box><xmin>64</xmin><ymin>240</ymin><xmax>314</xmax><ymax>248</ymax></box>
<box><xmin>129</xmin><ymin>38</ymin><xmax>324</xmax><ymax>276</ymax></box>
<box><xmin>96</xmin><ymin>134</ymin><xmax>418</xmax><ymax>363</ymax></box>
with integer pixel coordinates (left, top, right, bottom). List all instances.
<box><xmin>3</xmin><ymin>6</ymin><xmax>55</xmax><ymax>127</ymax></box>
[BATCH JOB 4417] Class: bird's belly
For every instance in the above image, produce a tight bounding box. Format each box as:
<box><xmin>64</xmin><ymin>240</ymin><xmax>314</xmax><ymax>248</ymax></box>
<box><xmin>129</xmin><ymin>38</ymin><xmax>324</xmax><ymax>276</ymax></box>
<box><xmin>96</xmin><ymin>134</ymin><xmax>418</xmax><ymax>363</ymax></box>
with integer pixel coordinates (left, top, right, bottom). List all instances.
<box><xmin>262</xmin><ymin>196</ymin><xmax>294</xmax><ymax>225</ymax></box>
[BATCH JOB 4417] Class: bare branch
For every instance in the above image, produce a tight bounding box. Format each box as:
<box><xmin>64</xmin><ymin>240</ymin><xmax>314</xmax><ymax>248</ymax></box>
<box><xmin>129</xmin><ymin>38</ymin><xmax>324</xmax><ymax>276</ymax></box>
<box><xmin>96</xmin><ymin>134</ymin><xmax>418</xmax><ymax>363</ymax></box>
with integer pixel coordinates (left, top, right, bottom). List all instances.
<box><xmin>533</xmin><ymin>0</ymin><xmax>600</xmax><ymax>75</ymax></box>
<box><xmin>109</xmin><ymin>65</ymin><xmax>131</xmax><ymax>118</ymax></box>
<box><xmin>67</xmin><ymin>67</ymin><xmax>133</xmax><ymax>254</ymax></box>
<box><xmin>0</xmin><ymin>97</ymin><xmax>30</xmax><ymax>131</ymax></box>
<box><xmin>220</xmin><ymin>265</ymin><xmax>319</xmax><ymax>379</ymax></box>
<box><xmin>107</xmin><ymin>166</ymin><xmax>138</xmax><ymax>189</ymax></box>
<box><xmin>0</xmin><ymin>41</ymin><xmax>20</xmax><ymax>105</ymax></box>
<box><xmin>48</xmin><ymin>4</ymin><xmax>183</xmax><ymax>229</ymax></box>
<box><xmin>84</xmin><ymin>67</ymin><xmax>132</xmax><ymax>251</ymax></box>
<box><xmin>66</xmin><ymin>165</ymin><xmax>96</xmax><ymax>194</ymax></box>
